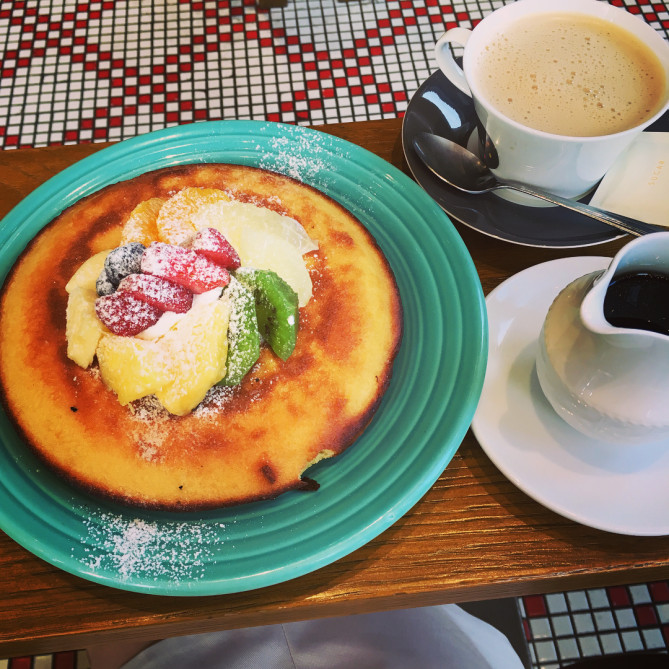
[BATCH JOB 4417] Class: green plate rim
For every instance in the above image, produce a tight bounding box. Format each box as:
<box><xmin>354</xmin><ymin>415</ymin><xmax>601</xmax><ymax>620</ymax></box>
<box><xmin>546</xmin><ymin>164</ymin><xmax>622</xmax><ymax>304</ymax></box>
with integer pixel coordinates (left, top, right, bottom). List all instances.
<box><xmin>0</xmin><ymin>120</ymin><xmax>487</xmax><ymax>595</ymax></box>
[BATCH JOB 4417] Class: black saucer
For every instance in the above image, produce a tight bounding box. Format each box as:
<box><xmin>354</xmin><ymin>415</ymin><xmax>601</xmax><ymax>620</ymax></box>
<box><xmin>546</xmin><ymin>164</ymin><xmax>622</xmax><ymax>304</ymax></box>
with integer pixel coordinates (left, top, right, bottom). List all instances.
<box><xmin>402</xmin><ymin>70</ymin><xmax>669</xmax><ymax>248</ymax></box>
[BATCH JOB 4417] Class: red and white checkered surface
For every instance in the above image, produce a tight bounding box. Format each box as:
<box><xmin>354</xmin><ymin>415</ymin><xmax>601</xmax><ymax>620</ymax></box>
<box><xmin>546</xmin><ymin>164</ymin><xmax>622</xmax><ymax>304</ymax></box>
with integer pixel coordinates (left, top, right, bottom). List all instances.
<box><xmin>521</xmin><ymin>581</ymin><xmax>669</xmax><ymax>668</ymax></box>
<box><xmin>2</xmin><ymin>0</ymin><xmax>669</xmax><ymax>667</ymax></box>
<box><xmin>1</xmin><ymin>0</ymin><xmax>668</xmax><ymax>150</ymax></box>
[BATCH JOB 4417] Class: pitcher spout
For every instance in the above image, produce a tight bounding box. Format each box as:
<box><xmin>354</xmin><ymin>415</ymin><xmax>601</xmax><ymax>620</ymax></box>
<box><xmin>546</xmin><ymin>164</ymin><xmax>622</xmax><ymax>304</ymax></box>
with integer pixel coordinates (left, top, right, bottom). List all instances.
<box><xmin>580</xmin><ymin>232</ymin><xmax>669</xmax><ymax>345</ymax></box>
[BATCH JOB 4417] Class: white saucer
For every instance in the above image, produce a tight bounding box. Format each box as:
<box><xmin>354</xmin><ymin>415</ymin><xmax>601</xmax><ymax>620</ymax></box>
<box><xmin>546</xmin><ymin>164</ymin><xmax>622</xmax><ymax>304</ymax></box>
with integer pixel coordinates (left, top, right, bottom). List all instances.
<box><xmin>471</xmin><ymin>256</ymin><xmax>669</xmax><ymax>536</ymax></box>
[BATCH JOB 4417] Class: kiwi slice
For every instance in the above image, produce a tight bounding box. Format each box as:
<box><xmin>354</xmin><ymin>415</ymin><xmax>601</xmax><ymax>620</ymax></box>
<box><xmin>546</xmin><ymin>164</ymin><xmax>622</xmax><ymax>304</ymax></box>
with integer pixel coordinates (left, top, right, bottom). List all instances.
<box><xmin>236</xmin><ymin>268</ymin><xmax>299</xmax><ymax>361</ymax></box>
<box><xmin>218</xmin><ymin>277</ymin><xmax>261</xmax><ymax>387</ymax></box>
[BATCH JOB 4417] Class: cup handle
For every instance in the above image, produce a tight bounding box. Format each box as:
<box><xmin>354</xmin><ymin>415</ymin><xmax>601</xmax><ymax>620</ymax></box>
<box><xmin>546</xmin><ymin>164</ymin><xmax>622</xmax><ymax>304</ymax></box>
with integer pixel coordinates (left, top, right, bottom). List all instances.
<box><xmin>434</xmin><ymin>27</ymin><xmax>472</xmax><ymax>97</ymax></box>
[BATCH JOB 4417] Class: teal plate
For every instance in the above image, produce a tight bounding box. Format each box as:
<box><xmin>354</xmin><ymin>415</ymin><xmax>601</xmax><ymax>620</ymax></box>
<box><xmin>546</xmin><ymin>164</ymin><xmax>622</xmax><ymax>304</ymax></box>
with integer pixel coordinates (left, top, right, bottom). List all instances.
<box><xmin>0</xmin><ymin>121</ymin><xmax>487</xmax><ymax>595</ymax></box>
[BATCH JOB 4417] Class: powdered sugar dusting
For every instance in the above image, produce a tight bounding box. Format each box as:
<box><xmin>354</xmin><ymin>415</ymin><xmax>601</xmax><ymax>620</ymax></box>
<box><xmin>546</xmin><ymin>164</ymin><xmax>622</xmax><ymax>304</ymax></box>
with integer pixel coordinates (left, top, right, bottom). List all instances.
<box><xmin>257</xmin><ymin>126</ymin><xmax>335</xmax><ymax>184</ymax></box>
<box><xmin>155</xmin><ymin>187</ymin><xmax>229</xmax><ymax>246</ymax></box>
<box><xmin>77</xmin><ymin>511</ymin><xmax>225</xmax><ymax>582</ymax></box>
<box><xmin>192</xmin><ymin>384</ymin><xmax>236</xmax><ymax>417</ymax></box>
<box><xmin>127</xmin><ymin>396</ymin><xmax>171</xmax><ymax>462</ymax></box>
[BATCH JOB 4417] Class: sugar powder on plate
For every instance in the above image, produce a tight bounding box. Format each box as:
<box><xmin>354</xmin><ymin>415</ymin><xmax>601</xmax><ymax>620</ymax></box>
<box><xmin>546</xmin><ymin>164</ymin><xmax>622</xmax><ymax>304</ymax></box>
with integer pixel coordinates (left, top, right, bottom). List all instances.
<box><xmin>258</xmin><ymin>126</ymin><xmax>335</xmax><ymax>184</ymax></box>
<box><xmin>76</xmin><ymin>511</ymin><xmax>225</xmax><ymax>582</ymax></box>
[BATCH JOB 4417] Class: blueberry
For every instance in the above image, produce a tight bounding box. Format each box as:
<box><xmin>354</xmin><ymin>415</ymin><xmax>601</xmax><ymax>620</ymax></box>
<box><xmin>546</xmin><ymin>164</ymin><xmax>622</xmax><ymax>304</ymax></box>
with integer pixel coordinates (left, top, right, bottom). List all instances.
<box><xmin>96</xmin><ymin>268</ymin><xmax>115</xmax><ymax>296</ymax></box>
<box><xmin>103</xmin><ymin>242</ymin><xmax>145</xmax><ymax>287</ymax></box>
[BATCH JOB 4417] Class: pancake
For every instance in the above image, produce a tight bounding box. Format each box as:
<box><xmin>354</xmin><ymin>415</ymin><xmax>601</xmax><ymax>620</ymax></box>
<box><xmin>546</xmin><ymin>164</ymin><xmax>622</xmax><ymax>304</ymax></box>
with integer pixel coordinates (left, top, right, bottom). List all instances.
<box><xmin>0</xmin><ymin>163</ymin><xmax>402</xmax><ymax>510</ymax></box>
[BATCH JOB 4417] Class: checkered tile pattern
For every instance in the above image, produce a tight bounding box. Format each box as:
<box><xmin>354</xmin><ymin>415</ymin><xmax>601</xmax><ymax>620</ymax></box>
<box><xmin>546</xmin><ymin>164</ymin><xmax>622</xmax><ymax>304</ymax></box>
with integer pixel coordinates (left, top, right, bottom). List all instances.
<box><xmin>0</xmin><ymin>0</ymin><xmax>470</xmax><ymax>148</ymax></box>
<box><xmin>1</xmin><ymin>0</ymin><xmax>664</xmax><ymax>150</ymax></box>
<box><xmin>2</xmin><ymin>0</ymin><xmax>669</xmax><ymax>667</ymax></box>
<box><xmin>520</xmin><ymin>581</ymin><xmax>669</xmax><ymax>668</ymax></box>
<box><xmin>0</xmin><ymin>652</ymin><xmax>86</xmax><ymax>669</ymax></box>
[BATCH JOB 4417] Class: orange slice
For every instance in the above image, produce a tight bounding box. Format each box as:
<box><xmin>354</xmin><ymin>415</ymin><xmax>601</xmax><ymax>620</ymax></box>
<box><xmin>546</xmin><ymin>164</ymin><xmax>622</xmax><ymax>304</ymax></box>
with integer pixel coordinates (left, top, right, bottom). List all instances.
<box><xmin>156</xmin><ymin>188</ymin><xmax>230</xmax><ymax>245</ymax></box>
<box><xmin>120</xmin><ymin>197</ymin><xmax>164</xmax><ymax>247</ymax></box>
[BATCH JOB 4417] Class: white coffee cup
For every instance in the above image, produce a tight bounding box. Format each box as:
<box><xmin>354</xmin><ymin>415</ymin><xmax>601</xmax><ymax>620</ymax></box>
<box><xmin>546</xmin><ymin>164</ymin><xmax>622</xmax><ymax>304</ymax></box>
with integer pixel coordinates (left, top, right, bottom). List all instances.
<box><xmin>435</xmin><ymin>0</ymin><xmax>669</xmax><ymax>202</ymax></box>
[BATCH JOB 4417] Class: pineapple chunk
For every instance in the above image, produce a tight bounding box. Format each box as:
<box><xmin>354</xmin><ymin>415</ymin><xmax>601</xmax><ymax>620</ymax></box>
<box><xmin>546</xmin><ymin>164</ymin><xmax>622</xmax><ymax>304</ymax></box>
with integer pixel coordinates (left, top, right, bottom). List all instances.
<box><xmin>96</xmin><ymin>298</ymin><xmax>230</xmax><ymax>416</ymax></box>
<box><xmin>66</xmin><ymin>287</ymin><xmax>106</xmax><ymax>368</ymax></box>
<box><xmin>155</xmin><ymin>299</ymin><xmax>230</xmax><ymax>415</ymax></box>
<box><xmin>97</xmin><ymin>335</ymin><xmax>172</xmax><ymax>405</ymax></box>
<box><xmin>65</xmin><ymin>250</ymin><xmax>110</xmax><ymax>293</ymax></box>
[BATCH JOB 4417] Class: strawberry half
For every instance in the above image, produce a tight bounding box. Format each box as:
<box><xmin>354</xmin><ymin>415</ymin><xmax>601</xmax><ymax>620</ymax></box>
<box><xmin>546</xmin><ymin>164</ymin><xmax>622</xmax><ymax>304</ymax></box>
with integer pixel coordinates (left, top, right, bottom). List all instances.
<box><xmin>95</xmin><ymin>292</ymin><xmax>161</xmax><ymax>337</ymax></box>
<box><xmin>190</xmin><ymin>227</ymin><xmax>241</xmax><ymax>270</ymax></box>
<box><xmin>141</xmin><ymin>242</ymin><xmax>230</xmax><ymax>294</ymax></box>
<box><xmin>117</xmin><ymin>273</ymin><xmax>193</xmax><ymax>313</ymax></box>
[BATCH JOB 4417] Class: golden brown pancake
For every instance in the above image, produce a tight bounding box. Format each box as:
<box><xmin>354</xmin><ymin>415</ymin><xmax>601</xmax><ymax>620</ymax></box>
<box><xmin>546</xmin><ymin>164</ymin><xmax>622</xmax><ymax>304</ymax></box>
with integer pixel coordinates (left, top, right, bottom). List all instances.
<box><xmin>0</xmin><ymin>164</ymin><xmax>402</xmax><ymax>510</ymax></box>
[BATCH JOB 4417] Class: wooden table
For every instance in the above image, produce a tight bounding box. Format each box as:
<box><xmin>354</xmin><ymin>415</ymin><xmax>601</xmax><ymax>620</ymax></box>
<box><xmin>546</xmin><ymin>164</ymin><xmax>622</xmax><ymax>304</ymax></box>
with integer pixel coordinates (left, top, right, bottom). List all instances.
<box><xmin>2</xmin><ymin>117</ymin><xmax>668</xmax><ymax>658</ymax></box>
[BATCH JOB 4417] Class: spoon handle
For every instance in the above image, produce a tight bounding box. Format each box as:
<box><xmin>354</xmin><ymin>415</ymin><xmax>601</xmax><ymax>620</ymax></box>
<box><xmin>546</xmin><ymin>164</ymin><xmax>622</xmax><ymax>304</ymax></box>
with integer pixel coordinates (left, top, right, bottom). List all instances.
<box><xmin>500</xmin><ymin>182</ymin><xmax>663</xmax><ymax>237</ymax></box>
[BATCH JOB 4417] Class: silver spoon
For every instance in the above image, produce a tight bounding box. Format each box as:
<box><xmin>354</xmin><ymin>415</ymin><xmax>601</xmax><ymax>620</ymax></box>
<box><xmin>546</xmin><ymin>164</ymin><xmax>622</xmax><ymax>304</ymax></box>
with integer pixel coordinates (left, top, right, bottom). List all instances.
<box><xmin>413</xmin><ymin>132</ymin><xmax>663</xmax><ymax>237</ymax></box>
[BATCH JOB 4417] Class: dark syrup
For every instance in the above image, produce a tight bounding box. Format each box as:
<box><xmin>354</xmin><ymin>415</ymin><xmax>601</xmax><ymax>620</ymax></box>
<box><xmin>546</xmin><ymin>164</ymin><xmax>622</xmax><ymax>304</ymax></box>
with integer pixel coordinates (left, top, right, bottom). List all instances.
<box><xmin>603</xmin><ymin>271</ymin><xmax>669</xmax><ymax>336</ymax></box>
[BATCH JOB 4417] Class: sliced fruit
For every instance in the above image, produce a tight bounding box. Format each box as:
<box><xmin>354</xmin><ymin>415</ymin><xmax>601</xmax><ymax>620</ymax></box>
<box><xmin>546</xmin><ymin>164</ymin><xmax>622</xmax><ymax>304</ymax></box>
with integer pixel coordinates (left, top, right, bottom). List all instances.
<box><xmin>97</xmin><ymin>298</ymin><xmax>230</xmax><ymax>414</ymax></box>
<box><xmin>120</xmin><ymin>197</ymin><xmax>164</xmax><ymax>246</ymax></box>
<box><xmin>141</xmin><ymin>242</ymin><xmax>230</xmax><ymax>294</ymax></box>
<box><xmin>116</xmin><ymin>273</ymin><xmax>193</xmax><ymax>313</ymax></box>
<box><xmin>66</xmin><ymin>287</ymin><xmax>106</xmax><ymax>368</ymax></box>
<box><xmin>218</xmin><ymin>276</ymin><xmax>261</xmax><ymax>387</ymax></box>
<box><xmin>156</xmin><ymin>187</ymin><xmax>230</xmax><ymax>245</ymax></box>
<box><xmin>238</xmin><ymin>226</ymin><xmax>312</xmax><ymax>307</ymax></box>
<box><xmin>191</xmin><ymin>227</ymin><xmax>241</xmax><ymax>269</ymax></box>
<box><xmin>191</xmin><ymin>200</ymin><xmax>315</xmax><ymax>306</ymax></box>
<box><xmin>95</xmin><ymin>292</ymin><xmax>162</xmax><ymax>336</ymax></box>
<box><xmin>191</xmin><ymin>200</ymin><xmax>318</xmax><ymax>255</ymax></box>
<box><xmin>65</xmin><ymin>250</ymin><xmax>110</xmax><ymax>293</ymax></box>
<box><xmin>97</xmin><ymin>334</ymin><xmax>172</xmax><ymax>405</ymax></box>
<box><xmin>237</xmin><ymin>268</ymin><xmax>298</xmax><ymax>361</ymax></box>
<box><xmin>155</xmin><ymin>299</ymin><xmax>230</xmax><ymax>415</ymax></box>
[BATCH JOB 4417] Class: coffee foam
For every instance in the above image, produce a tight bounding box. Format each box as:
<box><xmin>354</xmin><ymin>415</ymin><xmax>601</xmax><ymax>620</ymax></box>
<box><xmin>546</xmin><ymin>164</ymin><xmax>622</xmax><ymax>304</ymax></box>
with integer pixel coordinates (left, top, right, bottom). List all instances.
<box><xmin>476</xmin><ymin>13</ymin><xmax>666</xmax><ymax>137</ymax></box>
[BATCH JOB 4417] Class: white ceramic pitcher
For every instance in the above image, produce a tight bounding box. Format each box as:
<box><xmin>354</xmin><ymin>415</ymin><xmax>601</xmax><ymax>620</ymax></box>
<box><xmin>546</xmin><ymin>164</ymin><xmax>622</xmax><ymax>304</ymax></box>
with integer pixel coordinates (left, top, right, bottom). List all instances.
<box><xmin>536</xmin><ymin>233</ymin><xmax>669</xmax><ymax>444</ymax></box>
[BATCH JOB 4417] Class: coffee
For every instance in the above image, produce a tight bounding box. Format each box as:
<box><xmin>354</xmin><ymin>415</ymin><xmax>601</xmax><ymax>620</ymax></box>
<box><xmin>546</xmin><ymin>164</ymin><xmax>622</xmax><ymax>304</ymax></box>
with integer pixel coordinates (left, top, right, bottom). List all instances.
<box><xmin>604</xmin><ymin>271</ymin><xmax>669</xmax><ymax>336</ymax></box>
<box><xmin>475</xmin><ymin>13</ymin><xmax>667</xmax><ymax>137</ymax></box>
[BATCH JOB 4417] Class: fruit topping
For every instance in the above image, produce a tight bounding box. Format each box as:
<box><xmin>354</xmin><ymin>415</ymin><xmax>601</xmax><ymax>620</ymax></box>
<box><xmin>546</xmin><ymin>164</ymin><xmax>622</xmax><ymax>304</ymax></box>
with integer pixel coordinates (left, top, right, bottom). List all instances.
<box><xmin>120</xmin><ymin>198</ymin><xmax>164</xmax><ymax>247</ymax></box>
<box><xmin>96</xmin><ymin>297</ymin><xmax>230</xmax><ymax>415</ymax></box>
<box><xmin>67</xmin><ymin>287</ymin><xmax>105</xmax><ymax>368</ymax></box>
<box><xmin>116</xmin><ymin>273</ymin><xmax>193</xmax><ymax>314</ymax></box>
<box><xmin>66</xmin><ymin>191</ymin><xmax>315</xmax><ymax>413</ymax></box>
<box><xmin>154</xmin><ymin>299</ymin><xmax>230</xmax><ymax>415</ymax></box>
<box><xmin>218</xmin><ymin>276</ymin><xmax>261</xmax><ymax>387</ymax></box>
<box><xmin>66</xmin><ymin>250</ymin><xmax>109</xmax><ymax>294</ymax></box>
<box><xmin>96</xmin><ymin>269</ymin><xmax>116</xmax><ymax>296</ymax></box>
<box><xmin>95</xmin><ymin>292</ymin><xmax>162</xmax><ymax>337</ymax></box>
<box><xmin>191</xmin><ymin>227</ymin><xmax>241</xmax><ymax>270</ymax></box>
<box><xmin>96</xmin><ymin>334</ymin><xmax>172</xmax><ymax>407</ymax></box>
<box><xmin>191</xmin><ymin>201</ymin><xmax>316</xmax><ymax>307</ymax></box>
<box><xmin>156</xmin><ymin>187</ymin><xmax>230</xmax><ymax>245</ymax></box>
<box><xmin>103</xmin><ymin>242</ymin><xmax>146</xmax><ymax>288</ymax></box>
<box><xmin>141</xmin><ymin>242</ymin><xmax>230</xmax><ymax>294</ymax></box>
<box><xmin>237</xmin><ymin>268</ymin><xmax>298</xmax><ymax>361</ymax></box>
<box><xmin>240</xmin><ymin>227</ymin><xmax>313</xmax><ymax>308</ymax></box>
